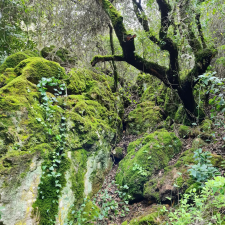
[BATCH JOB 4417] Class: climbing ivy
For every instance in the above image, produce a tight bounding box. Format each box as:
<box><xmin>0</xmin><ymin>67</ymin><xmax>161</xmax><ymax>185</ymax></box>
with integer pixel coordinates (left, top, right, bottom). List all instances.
<box><xmin>32</xmin><ymin>73</ymin><xmax>70</xmax><ymax>225</ymax></box>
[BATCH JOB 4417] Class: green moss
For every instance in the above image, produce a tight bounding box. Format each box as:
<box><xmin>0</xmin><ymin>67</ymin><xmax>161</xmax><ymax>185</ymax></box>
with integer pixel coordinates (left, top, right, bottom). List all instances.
<box><xmin>127</xmin><ymin>138</ymin><xmax>143</xmax><ymax>153</ymax></box>
<box><xmin>126</xmin><ymin>101</ymin><xmax>163</xmax><ymax>135</ymax></box>
<box><xmin>0</xmin><ymin>52</ymin><xmax>31</xmax><ymax>73</ymax></box>
<box><xmin>0</xmin><ymin>69</ymin><xmax>17</xmax><ymax>87</ymax></box>
<box><xmin>174</xmin><ymin>105</ymin><xmax>188</xmax><ymax>124</ymax></box>
<box><xmin>178</xmin><ymin>125</ymin><xmax>192</xmax><ymax>138</ymax></box>
<box><xmin>125</xmin><ymin>205</ymin><xmax>164</xmax><ymax>225</ymax></box>
<box><xmin>122</xmin><ymin>221</ymin><xmax>128</xmax><ymax>225</ymax></box>
<box><xmin>82</xmin><ymin>200</ymin><xmax>100</xmax><ymax>221</ymax></box>
<box><xmin>210</xmin><ymin>154</ymin><xmax>224</xmax><ymax>167</ymax></box>
<box><xmin>102</xmin><ymin>0</ymin><xmax>127</xmax><ymax>40</ymax></box>
<box><xmin>136</xmin><ymin>73</ymin><xmax>152</xmax><ymax>96</ymax></box>
<box><xmin>201</xmin><ymin>119</ymin><xmax>213</xmax><ymax>132</ymax></box>
<box><xmin>14</xmin><ymin>57</ymin><xmax>66</xmax><ymax>84</ymax></box>
<box><xmin>71</xmin><ymin>149</ymin><xmax>88</xmax><ymax>204</ymax></box>
<box><xmin>32</xmin><ymin>154</ymin><xmax>70</xmax><ymax>225</ymax></box>
<box><xmin>144</xmin><ymin>148</ymin><xmax>197</xmax><ymax>202</ymax></box>
<box><xmin>23</xmin><ymin>50</ymin><xmax>40</xmax><ymax>57</ymax></box>
<box><xmin>178</xmin><ymin>125</ymin><xmax>212</xmax><ymax>140</ymax></box>
<box><xmin>116</xmin><ymin>129</ymin><xmax>182</xmax><ymax>200</ymax></box>
<box><xmin>41</xmin><ymin>45</ymin><xmax>56</xmax><ymax>58</ymax></box>
<box><xmin>67</xmin><ymin>68</ymin><xmax>118</xmax><ymax>112</ymax></box>
<box><xmin>65</xmin><ymin>96</ymin><xmax>120</xmax><ymax>151</ymax></box>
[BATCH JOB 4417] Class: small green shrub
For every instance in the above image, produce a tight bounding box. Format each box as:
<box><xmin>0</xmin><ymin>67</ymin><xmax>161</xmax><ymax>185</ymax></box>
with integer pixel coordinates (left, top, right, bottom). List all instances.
<box><xmin>163</xmin><ymin>176</ymin><xmax>225</xmax><ymax>225</ymax></box>
<box><xmin>188</xmin><ymin>148</ymin><xmax>220</xmax><ymax>184</ymax></box>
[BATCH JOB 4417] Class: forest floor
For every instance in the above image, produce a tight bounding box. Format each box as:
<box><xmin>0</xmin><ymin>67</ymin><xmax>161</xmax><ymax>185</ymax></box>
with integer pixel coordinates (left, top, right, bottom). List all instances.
<box><xmin>91</xmin><ymin>100</ymin><xmax>225</xmax><ymax>225</ymax></box>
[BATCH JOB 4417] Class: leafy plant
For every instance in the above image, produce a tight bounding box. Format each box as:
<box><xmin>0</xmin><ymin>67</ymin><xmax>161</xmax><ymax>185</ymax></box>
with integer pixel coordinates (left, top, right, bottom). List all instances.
<box><xmin>73</xmin><ymin>183</ymin><xmax>131</xmax><ymax>224</ymax></box>
<box><xmin>197</xmin><ymin>71</ymin><xmax>225</xmax><ymax>126</ymax></box>
<box><xmin>132</xmin><ymin>163</ymin><xmax>148</xmax><ymax>176</ymax></box>
<box><xmin>33</xmin><ymin>74</ymin><xmax>69</xmax><ymax>225</ymax></box>
<box><xmin>164</xmin><ymin>176</ymin><xmax>225</xmax><ymax>225</ymax></box>
<box><xmin>188</xmin><ymin>148</ymin><xmax>220</xmax><ymax>184</ymax></box>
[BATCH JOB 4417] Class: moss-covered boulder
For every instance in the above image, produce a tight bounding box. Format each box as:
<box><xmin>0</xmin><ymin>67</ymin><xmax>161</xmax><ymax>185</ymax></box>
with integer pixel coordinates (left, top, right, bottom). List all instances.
<box><xmin>0</xmin><ymin>52</ymin><xmax>31</xmax><ymax>73</ymax></box>
<box><xmin>140</xmin><ymin>82</ymin><xmax>166</xmax><ymax>106</ymax></box>
<box><xmin>143</xmin><ymin>148</ymin><xmax>196</xmax><ymax>202</ymax></box>
<box><xmin>201</xmin><ymin>119</ymin><xmax>213</xmax><ymax>132</ymax></box>
<box><xmin>143</xmin><ymin>144</ymin><xmax>224</xmax><ymax>202</ymax></box>
<box><xmin>115</xmin><ymin>129</ymin><xmax>182</xmax><ymax>201</ymax></box>
<box><xmin>126</xmin><ymin>101</ymin><xmax>163</xmax><ymax>135</ymax></box>
<box><xmin>14</xmin><ymin>57</ymin><xmax>67</xmax><ymax>85</ymax></box>
<box><xmin>178</xmin><ymin>125</ymin><xmax>213</xmax><ymax>140</ymax></box>
<box><xmin>0</xmin><ymin>52</ymin><xmax>123</xmax><ymax>225</ymax></box>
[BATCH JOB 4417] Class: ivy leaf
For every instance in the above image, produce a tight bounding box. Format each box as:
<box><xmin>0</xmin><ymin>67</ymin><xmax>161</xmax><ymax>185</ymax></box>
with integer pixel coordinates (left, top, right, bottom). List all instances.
<box><xmin>49</xmin><ymin>166</ymin><xmax>54</xmax><ymax>171</ymax></box>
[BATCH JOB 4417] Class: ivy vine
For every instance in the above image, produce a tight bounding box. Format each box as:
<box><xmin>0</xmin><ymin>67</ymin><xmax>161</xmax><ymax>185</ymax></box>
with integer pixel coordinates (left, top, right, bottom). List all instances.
<box><xmin>32</xmin><ymin>72</ymin><xmax>70</xmax><ymax>225</ymax></box>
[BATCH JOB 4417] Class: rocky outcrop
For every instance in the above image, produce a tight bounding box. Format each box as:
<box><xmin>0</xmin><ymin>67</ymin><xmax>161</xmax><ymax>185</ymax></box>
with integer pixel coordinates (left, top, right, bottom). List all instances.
<box><xmin>0</xmin><ymin>52</ymin><xmax>123</xmax><ymax>224</ymax></box>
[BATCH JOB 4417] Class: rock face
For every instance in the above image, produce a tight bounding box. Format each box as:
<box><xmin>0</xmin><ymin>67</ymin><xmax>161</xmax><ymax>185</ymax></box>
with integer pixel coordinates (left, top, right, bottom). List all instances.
<box><xmin>0</xmin><ymin>52</ymin><xmax>122</xmax><ymax>224</ymax></box>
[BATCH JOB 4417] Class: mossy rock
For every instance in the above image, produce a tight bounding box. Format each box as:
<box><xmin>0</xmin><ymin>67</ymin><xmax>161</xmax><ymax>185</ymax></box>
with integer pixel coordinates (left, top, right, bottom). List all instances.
<box><xmin>144</xmin><ymin>147</ymin><xmax>225</xmax><ymax>202</ymax></box>
<box><xmin>67</xmin><ymin>68</ymin><xmax>118</xmax><ymax>112</ymax></box>
<box><xmin>192</xmin><ymin>138</ymin><xmax>207</xmax><ymax>149</ymax></box>
<box><xmin>0</xmin><ymin>51</ymin><xmax>123</xmax><ymax>224</ymax></box>
<box><xmin>144</xmin><ymin>148</ymin><xmax>196</xmax><ymax>202</ymax></box>
<box><xmin>122</xmin><ymin>205</ymin><xmax>164</xmax><ymax>225</ymax></box>
<box><xmin>178</xmin><ymin>125</ymin><xmax>213</xmax><ymax>140</ymax></box>
<box><xmin>201</xmin><ymin>119</ymin><xmax>213</xmax><ymax>132</ymax></box>
<box><xmin>126</xmin><ymin>101</ymin><xmax>163</xmax><ymax>135</ymax></box>
<box><xmin>174</xmin><ymin>105</ymin><xmax>188</xmax><ymax>124</ymax></box>
<box><xmin>140</xmin><ymin>83</ymin><xmax>166</xmax><ymax>106</ymax></box>
<box><xmin>112</xmin><ymin>147</ymin><xmax>123</xmax><ymax>160</ymax></box>
<box><xmin>0</xmin><ymin>68</ymin><xmax>17</xmax><ymax>88</ymax></box>
<box><xmin>0</xmin><ymin>52</ymin><xmax>31</xmax><ymax>73</ymax></box>
<box><xmin>64</xmin><ymin>96</ymin><xmax>121</xmax><ymax>151</ymax></box>
<box><xmin>14</xmin><ymin>57</ymin><xmax>66</xmax><ymax>85</ymax></box>
<box><xmin>116</xmin><ymin>129</ymin><xmax>182</xmax><ymax>201</ymax></box>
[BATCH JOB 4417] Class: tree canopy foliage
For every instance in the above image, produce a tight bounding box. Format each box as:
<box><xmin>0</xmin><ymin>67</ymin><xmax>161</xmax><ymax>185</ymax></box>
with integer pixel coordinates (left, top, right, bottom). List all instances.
<box><xmin>0</xmin><ymin>0</ymin><xmax>224</xmax><ymax>121</ymax></box>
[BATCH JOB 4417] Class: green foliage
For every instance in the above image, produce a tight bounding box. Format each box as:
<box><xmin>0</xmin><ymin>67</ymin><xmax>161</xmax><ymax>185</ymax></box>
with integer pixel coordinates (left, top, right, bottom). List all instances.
<box><xmin>72</xmin><ymin>183</ymin><xmax>130</xmax><ymax>224</ymax></box>
<box><xmin>197</xmin><ymin>71</ymin><xmax>225</xmax><ymax>126</ymax></box>
<box><xmin>188</xmin><ymin>148</ymin><xmax>220</xmax><ymax>184</ymax></box>
<box><xmin>132</xmin><ymin>163</ymin><xmax>148</xmax><ymax>176</ymax></box>
<box><xmin>165</xmin><ymin>176</ymin><xmax>225</xmax><ymax>225</ymax></box>
<box><xmin>0</xmin><ymin>0</ymin><xmax>36</xmax><ymax>62</ymax></box>
<box><xmin>32</xmin><ymin>76</ymin><xmax>70</xmax><ymax>225</ymax></box>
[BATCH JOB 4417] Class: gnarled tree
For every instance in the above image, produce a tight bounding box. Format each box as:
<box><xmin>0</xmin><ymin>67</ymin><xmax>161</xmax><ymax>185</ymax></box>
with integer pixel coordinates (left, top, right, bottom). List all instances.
<box><xmin>91</xmin><ymin>0</ymin><xmax>217</xmax><ymax>121</ymax></box>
